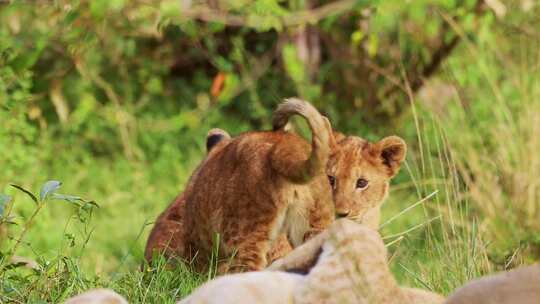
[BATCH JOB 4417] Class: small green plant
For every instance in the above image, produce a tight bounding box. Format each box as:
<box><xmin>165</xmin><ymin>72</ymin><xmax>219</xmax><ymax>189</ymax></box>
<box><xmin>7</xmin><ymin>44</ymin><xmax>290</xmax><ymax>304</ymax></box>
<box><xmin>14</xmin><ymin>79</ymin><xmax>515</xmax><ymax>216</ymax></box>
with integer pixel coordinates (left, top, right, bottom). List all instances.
<box><xmin>0</xmin><ymin>180</ymin><xmax>207</xmax><ymax>303</ymax></box>
<box><xmin>0</xmin><ymin>180</ymin><xmax>99</xmax><ymax>302</ymax></box>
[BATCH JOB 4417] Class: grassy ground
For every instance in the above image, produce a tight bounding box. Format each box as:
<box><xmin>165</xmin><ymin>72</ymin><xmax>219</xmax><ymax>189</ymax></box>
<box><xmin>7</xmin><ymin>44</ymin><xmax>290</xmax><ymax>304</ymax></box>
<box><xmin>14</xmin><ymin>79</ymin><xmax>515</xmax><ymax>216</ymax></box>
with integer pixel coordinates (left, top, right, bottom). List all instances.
<box><xmin>2</xmin><ymin>15</ymin><xmax>540</xmax><ymax>304</ymax></box>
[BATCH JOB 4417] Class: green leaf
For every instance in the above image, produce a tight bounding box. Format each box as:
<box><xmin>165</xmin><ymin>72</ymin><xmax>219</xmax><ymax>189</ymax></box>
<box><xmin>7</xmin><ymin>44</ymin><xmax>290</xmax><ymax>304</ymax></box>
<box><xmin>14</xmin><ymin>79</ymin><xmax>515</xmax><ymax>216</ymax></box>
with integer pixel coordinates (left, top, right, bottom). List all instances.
<box><xmin>214</xmin><ymin>56</ymin><xmax>234</xmax><ymax>72</ymax></box>
<box><xmin>282</xmin><ymin>44</ymin><xmax>305</xmax><ymax>83</ymax></box>
<box><xmin>39</xmin><ymin>180</ymin><xmax>62</xmax><ymax>201</ymax></box>
<box><xmin>90</xmin><ymin>0</ymin><xmax>110</xmax><ymax>19</ymax></box>
<box><xmin>217</xmin><ymin>74</ymin><xmax>240</xmax><ymax>104</ymax></box>
<box><xmin>64</xmin><ymin>10</ymin><xmax>80</xmax><ymax>24</ymax></box>
<box><xmin>367</xmin><ymin>33</ymin><xmax>379</xmax><ymax>57</ymax></box>
<box><xmin>147</xmin><ymin>77</ymin><xmax>163</xmax><ymax>95</ymax></box>
<box><xmin>10</xmin><ymin>36</ymin><xmax>48</xmax><ymax>72</ymax></box>
<box><xmin>208</xmin><ymin>22</ymin><xmax>226</xmax><ymax>33</ymax></box>
<box><xmin>0</xmin><ymin>193</ymin><xmax>12</xmax><ymax>216</ymax></box>
<box><xmin>2</xmin><ymin>262</ymin><xmax>27</xmax><ymax>271</ymax></box>
<box><xmin>0</xmin><ymin>193</ymin><xmax>11</xmax><ymax>205</ymax></box>
<box><xmin>10</xmin><ymin>184</ymin><xmax>38</xmax><ymax>205</ymax></box>
<box><xmin>351</xmin><ymin>30</ymin><xmax>365</xmax><ymax>46</ymax></box>
<box><xmin>86</xmin><ymin>201</ymin><xmax>100</xmax><ymax>209</ymax></box>
<box><xmin>51</xmin><ymin>193</ymin><xmax>83</xmax><ymax>203</ymax></box>
<box><xmin>178</xmin><ymin>110</ymin><xmax>200</xmax><ymax>130</ymax></box>
<box><xmin>161</xmin><ymin>0</ymin><xmax>181</xmax><ymax>19</ymax></box>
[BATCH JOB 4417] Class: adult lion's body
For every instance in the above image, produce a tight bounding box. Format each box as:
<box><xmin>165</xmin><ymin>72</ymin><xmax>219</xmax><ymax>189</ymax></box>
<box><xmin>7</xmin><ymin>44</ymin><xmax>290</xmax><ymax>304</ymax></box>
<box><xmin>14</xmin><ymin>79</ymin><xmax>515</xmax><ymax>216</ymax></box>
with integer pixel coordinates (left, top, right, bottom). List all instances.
<box><xmin>179</xmin><ymin>219</ymin><xmax>445</xmax><ymax>304</ymax></box>
<box><xmin>446</xmin><ymin>263</ymin><xmax>540</xmax><ymax>304</ymax></box>
<box><xmin>183</xmin><ymin>99</ymin><xmax>334</xmax><ymax>272</ymax></box>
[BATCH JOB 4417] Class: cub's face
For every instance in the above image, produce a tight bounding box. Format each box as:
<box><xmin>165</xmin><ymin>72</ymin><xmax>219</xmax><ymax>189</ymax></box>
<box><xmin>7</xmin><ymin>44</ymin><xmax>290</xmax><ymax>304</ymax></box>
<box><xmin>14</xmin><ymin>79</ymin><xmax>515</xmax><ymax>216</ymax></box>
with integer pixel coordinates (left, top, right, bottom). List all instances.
<box><xmin>327</xmin><ymin>135</ymin><xmax>406</xmax><ymax>222</ymax></box>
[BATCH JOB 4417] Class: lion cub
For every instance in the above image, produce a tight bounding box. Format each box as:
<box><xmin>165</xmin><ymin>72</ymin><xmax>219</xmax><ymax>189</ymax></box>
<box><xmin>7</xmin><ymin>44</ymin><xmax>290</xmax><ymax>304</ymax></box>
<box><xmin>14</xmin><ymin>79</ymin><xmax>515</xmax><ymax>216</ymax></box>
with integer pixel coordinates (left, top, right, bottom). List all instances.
<box><xmin>270</xmin><ymin>115</ymin><xmax>406</xmax><ymax>228</ymax></box>
<box><xmin>265</xmin><ymin>126</ymin><xmax>406</xmax><ymax>262</ymax></box>
<box><xmin>183</xmin><ymin>98</ymin><xmax>335</xmax><ymax>272</ymax></box>
<box><xmin>146</xmin><ymin>99</ymin><xmax>407</xmax><ymax>269</ymax></box>
<box><xmin>144</xmin><ymin>129</ymin><xmax>232</xmax><ymax>263</ymax></box>
<box><xmin>145</xmin><ymin>128</ymin><xmax>296</xmax><ymax>265</ymax></box>
<box><xmin>327</xmin><ymin>134</ymin><xmax>407</xmax><ymax>229</ymax></box>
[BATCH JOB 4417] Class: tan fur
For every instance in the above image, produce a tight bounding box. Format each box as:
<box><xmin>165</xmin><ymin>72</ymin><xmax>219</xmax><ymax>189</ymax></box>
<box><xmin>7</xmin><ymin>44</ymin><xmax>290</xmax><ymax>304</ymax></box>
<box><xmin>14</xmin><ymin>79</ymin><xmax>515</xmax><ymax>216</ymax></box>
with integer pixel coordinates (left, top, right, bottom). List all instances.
<box><xmin>268</xmin><ymin>132</ymin><xmax>407</xmax><ymax>260</ymax></box>
<box><xmin>327</xmin><ymin>135</ymin><xmax>406</xmax><ymax>226</ymax></box>
<box><xmin>64</xmin><ymin>289</ymin><xmax>127</xmax><ymax>304</ymax></box>
<box><xmin>267</xmin><ymin>233</ymin><xmax>294</xmax><ymax>263</ymax></box>
<box><xmin>178</xmin><ymin>271</ymin><xmax>303</xmax><ymax>304</ymax></box>
<box><xmin>144</xmin><ymin>193</ymin><xmax>187</xmax><ymax>263</ymax></box>
<box><xmin>179</xmin><ymin>219</ymin><xmax>444</xmax><ymax>304</ymax></box>
<box><xmin>445</xmin><ymin>263</ymin><xmax>540</xmax><ymax>304</ymax></box>
<box><xmin>146</xmin><ymin>100</ymin><xmax>407</xmax><ymax>269</ymax></box>
<box><xmin>144</xmin><ymin>129</ymin><xmax>232</xmax><ymax>263</ymax></box>
<box><xmin>182</xmin><ymin>98</ymin><xmax>335</xmax><ymax>272</ymax></box>
<box><xmin>403</xmin><ymin>288</ymin><xmax>446</xmax><ymax>304</ymax></box>
<box><xmin>144</xmin><ymin>126</ymin><xmax>308</xmax><ymax>265</ymax></box>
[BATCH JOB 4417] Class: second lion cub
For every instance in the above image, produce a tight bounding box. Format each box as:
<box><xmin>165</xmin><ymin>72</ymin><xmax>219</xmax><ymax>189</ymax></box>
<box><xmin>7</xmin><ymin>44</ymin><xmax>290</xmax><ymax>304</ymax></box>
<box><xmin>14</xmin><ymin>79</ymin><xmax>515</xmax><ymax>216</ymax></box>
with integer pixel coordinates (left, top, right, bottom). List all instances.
<box><xmin>184</xmin><ymin>98</ymin><xmax>335</xmax><ymax>272</ymax></box>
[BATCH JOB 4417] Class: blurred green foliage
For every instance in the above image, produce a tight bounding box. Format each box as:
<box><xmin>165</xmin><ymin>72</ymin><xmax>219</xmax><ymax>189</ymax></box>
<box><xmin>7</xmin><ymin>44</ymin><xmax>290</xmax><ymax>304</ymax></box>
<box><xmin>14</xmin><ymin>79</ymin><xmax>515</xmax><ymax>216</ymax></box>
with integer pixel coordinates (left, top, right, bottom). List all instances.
<box><xmin>0</xmin><ymin>0</ymin><xmax>488</xmax><ymax>165</ymax></box>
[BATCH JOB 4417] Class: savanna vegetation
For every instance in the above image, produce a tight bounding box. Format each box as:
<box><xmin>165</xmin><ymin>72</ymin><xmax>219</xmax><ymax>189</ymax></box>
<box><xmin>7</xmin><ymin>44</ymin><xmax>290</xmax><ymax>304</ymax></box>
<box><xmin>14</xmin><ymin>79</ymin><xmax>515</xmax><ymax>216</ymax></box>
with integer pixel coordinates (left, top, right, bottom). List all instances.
<box><xmin>1</xmin><ymin>0</ymin><xmax>539</xmax><ymax>302</ymax></box>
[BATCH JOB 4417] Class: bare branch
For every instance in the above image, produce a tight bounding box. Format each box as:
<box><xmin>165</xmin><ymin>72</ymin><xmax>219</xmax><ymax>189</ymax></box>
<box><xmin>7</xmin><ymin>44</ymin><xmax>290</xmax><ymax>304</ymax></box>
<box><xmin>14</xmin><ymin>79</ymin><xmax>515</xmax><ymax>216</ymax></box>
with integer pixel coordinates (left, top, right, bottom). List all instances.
<box><xmin>179</xmin><ymin>0</ymin><xmax>357</xmax><ymax>28</ymax></box>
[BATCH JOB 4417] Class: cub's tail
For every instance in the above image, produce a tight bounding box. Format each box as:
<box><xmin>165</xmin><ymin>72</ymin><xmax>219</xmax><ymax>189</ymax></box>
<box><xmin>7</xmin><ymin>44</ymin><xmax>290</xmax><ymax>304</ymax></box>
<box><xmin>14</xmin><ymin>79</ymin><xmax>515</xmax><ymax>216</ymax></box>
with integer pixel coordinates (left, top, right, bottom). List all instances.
<box><xmin>271</xmin><ymin>98</ymin><xmax>331</xmax><ymax>183</ymax></box>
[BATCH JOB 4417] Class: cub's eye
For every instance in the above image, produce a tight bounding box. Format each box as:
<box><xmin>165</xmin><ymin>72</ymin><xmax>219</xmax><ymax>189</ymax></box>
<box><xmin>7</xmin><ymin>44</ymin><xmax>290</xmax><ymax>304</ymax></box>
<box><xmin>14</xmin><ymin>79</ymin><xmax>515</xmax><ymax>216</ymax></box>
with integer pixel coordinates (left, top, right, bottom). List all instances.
<box><xmin>356</xmin><ymin>178</ymin><xmax>369</xmax><ymax>189</ymax></box>
<box><xmin>328</xmin><ymin>175</ymin><xmax>336</xmax><ymax>188</ymax></box>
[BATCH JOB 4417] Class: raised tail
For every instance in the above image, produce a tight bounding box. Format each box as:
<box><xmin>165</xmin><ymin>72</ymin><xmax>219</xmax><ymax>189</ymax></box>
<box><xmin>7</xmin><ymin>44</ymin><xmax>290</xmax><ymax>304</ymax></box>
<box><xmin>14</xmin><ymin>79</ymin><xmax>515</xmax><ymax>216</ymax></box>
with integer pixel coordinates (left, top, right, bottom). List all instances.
<box><xmin>271</xmin><ymin>98</ymin><xmax>332</xmax><ymax>183</ymax></box>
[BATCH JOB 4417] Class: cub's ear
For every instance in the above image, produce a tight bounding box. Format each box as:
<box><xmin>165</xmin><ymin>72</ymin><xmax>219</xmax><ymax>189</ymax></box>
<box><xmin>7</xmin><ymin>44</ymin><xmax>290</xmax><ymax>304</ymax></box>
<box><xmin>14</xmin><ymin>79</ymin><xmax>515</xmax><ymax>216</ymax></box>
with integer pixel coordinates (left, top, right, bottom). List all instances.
<box><xmin>206</xmin><ymin>128</ymin><xmax>231</xmax><ymax>153</ymax></box>
<box><xmin>322</xmin><ymin>116</ymin><xmax>335</xmax><ymax>149</ymax></box>
<box><xmin>332</xmin><ymin>131</ymin><xmax>346</xmax><ymax>142</ymax></box>
<box><xmin>322</xmin><ymin>116</ymin><xmax>344</xmax><ymax>151</ymax></box>
<box><xmin>376</xmin><ymin>136</ymin><xmax>406</xmax><ymax>177</ymax></box>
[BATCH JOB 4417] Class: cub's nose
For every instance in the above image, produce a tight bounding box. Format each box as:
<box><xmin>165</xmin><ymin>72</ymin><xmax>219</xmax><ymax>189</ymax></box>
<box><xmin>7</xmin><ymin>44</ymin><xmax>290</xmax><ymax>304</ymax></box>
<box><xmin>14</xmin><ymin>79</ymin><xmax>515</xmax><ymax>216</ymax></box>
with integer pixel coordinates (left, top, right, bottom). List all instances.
<box><xmin>336</xmin><ymin>211</ymin><xmax>350</xmax><ymax>218</ymax></box>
